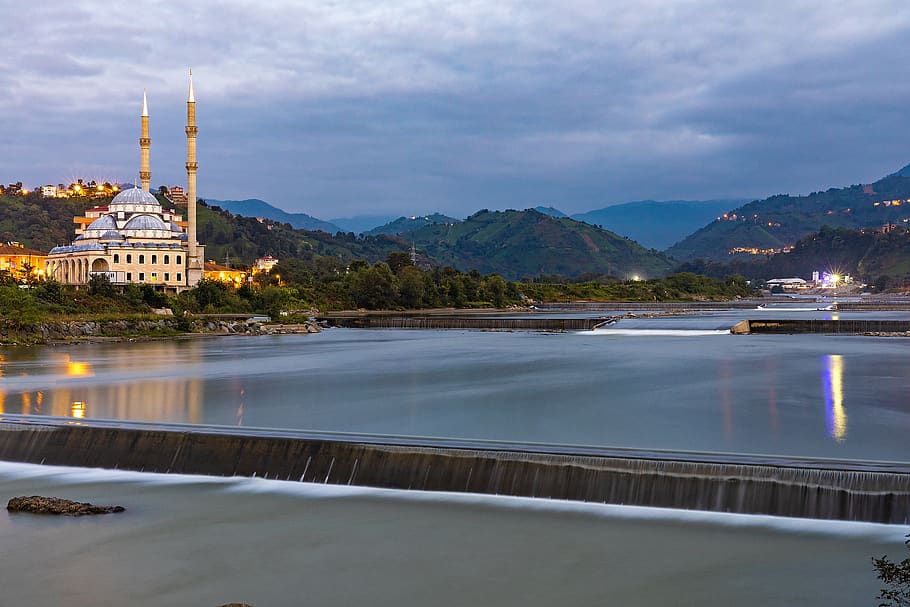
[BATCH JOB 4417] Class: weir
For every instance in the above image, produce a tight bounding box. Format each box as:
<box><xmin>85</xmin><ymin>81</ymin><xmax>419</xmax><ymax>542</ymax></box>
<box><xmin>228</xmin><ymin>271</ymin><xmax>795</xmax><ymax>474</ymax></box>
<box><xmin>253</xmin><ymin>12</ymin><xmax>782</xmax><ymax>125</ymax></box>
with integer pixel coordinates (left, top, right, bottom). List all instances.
<box><xmin>0</xmin><ymin>417</ymin><xmax>907</xmax><ymax>524</ymax></box>
<box><xmin>320</xmin><ymin>316</ymin><xmax>611</xmax><ymax>331</ymax></box>
<box><xmin>732</xmin><ymin>319</ymin><xmax>910</xmax><ymax>334</ymax></box>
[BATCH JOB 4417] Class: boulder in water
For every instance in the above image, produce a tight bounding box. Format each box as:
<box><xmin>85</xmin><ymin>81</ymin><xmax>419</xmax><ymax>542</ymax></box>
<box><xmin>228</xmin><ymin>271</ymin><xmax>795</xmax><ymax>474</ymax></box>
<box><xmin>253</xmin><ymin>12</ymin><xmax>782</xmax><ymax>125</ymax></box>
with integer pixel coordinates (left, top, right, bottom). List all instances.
<box><xmin>7</xmin><ymin>496</ymin><xmax>125</xmax><ymax>516</ymax></box>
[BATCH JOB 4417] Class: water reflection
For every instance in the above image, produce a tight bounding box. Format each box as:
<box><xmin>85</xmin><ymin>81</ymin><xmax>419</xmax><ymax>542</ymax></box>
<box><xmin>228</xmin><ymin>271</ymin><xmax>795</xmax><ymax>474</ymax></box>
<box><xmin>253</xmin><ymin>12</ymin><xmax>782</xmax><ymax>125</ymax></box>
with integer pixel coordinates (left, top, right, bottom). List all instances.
<box><xmin>0</xmin><ymin>343</ymin><xmax>204</xmax><ymax>424</ymax></box>
<box><xmin>822</xmin><ymin>354</ymin><xmax>848</xmax><ymax>442</ymax></box>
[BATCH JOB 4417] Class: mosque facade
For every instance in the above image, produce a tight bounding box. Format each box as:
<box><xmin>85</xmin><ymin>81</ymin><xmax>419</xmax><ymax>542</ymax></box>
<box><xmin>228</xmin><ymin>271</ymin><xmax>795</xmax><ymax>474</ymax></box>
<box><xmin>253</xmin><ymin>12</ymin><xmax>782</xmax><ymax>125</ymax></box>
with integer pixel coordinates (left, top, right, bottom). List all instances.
<box><xmin>45</xmin><ymin>72</ymin><xmax>204</xmax><ymax>291</ymax></box>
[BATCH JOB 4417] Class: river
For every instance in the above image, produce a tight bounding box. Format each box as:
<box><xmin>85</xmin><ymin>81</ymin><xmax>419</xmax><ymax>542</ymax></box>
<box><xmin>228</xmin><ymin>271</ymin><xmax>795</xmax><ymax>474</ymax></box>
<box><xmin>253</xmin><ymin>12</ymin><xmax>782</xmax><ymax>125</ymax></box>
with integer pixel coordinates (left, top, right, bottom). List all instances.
<box><xmin>1</xmin><ymin>312</ymin><xmax>909</xmax><ymax>605</ymax></box>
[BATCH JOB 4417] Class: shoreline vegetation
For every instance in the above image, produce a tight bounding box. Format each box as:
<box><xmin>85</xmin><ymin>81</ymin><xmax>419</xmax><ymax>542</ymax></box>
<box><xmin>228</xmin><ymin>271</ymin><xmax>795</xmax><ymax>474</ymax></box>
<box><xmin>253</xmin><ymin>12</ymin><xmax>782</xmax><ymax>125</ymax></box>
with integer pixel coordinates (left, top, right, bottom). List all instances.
<box><xmin>0</xmin><ymin>254</ymin><xmax>755</xmax><ymax>344</ymax></box>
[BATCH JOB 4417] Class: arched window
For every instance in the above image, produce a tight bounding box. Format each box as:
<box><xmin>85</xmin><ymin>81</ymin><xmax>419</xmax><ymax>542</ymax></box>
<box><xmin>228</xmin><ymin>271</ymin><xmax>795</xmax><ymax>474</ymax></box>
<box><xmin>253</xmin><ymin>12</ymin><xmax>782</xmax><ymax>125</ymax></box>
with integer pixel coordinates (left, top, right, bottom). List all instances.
<box><xmin>126</xmin><ymin>254</ymin><xmax>132</xmax><ymax>263</ymax></box>
<box><xmin>176</xmin><ymin>255</ymin><xmax>182</xmax><ymax>264</ymax></box>
<box><xmin>113</xmin><ymin>253</ymin><xmax>120</xmax><ymax>264</ymax></box>
<box><xmin>151</xmin><ymin>254</ymin><xmax>157</xmax><ymax>264</ymax></box>
<box><xmin>139</xmin><ymin>254</ymin><xmax>145</xmax><ymax>264</ymax></box>
<box><xmin>164</xmin><ymin>255</ymin><xmax>170</xmax><ymax>264</ymax></box>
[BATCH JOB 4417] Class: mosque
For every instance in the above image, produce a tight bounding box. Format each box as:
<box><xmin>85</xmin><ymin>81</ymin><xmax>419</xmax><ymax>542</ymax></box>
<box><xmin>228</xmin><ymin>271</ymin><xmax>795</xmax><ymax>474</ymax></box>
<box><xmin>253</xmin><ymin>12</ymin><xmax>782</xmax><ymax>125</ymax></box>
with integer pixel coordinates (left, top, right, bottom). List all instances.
<box><xmin>45</xmin><ymin>72</ymin><xmax>204</xmax><ymax>291</ymax></box>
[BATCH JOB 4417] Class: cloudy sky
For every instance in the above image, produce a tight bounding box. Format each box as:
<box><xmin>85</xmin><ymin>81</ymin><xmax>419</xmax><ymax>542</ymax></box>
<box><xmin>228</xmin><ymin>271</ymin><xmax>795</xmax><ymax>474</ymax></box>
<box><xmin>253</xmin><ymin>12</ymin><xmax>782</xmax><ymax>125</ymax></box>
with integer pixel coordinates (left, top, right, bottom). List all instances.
<box><xmin>3</xmin><ymin>1</ymin><xmax>910</xmax><ymax>219</ymax></box>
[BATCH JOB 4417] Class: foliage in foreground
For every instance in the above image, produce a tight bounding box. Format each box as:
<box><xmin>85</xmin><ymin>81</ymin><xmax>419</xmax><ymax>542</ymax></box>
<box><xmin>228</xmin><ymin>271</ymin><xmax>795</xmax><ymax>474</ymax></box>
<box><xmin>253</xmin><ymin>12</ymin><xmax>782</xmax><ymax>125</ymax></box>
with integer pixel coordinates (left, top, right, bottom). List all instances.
<box><xmin>874</xmin><ymin>535</ymin><xmax>910</xmax><ymax>607</ymax></box>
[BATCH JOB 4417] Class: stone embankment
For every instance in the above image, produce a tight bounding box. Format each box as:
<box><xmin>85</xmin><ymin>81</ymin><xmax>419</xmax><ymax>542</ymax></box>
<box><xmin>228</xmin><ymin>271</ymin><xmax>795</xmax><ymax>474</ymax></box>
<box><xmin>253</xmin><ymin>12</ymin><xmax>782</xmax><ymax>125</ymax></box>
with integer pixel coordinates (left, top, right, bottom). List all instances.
<box><xmin>0</xmin><ymin>318</ymin><xmax>320</xmax><ymax>344</ymax></box>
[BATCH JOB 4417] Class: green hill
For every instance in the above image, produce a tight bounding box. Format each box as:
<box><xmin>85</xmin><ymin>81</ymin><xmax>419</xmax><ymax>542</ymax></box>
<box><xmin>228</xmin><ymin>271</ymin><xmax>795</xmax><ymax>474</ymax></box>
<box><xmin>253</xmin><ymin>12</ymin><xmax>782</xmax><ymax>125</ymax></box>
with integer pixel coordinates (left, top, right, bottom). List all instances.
<box><xmin>365</xmin><ymin>213</ymin><xmax>461</xmax><ymax>236</ymax></box>
<box><xmin>677</xmin><ymin>225</ymin><xmax>910</xmax><ymax>287</ymax></box>
<box><xmin>409</xmin><ymin>209</ymin><xmax>674</xmax><ymax>280</ymax></box>
<box><xmin>667</xmin><ymin>172</ymin><xmax>910</xmax><ymax>261</ymax></box>
<box><xmin>0</xmin><ymin>192</ymin><xmax>408</xmax><ymax>267</ymax></box>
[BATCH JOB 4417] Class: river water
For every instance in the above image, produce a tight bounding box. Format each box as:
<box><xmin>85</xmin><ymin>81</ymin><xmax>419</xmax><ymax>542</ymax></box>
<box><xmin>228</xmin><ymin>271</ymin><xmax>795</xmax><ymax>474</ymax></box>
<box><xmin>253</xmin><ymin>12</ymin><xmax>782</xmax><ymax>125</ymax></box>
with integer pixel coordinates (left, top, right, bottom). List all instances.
<box><xmin>1</xmin><ymin>312</ymin><xmax>909</xmax><ymax>605</ymax></box>
<box><xmin>2</xmin><ymin>313</ymin><xmax>909</xmax><ymax>460</ymax></box>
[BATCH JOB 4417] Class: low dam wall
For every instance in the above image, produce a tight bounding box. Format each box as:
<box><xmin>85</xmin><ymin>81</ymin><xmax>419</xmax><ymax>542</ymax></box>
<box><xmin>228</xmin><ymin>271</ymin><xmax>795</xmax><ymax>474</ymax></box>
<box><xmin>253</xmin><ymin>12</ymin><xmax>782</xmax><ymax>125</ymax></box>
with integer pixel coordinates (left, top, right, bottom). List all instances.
<box><xmin>0</xmin><ymin>418</ymin><xmax>907</xmax><ymax>523</ymax></box>
<box><xmin>321</xmin><ymin>316</ymin><xmax>611</xmax><ymax>330</ymax></box>
<box><xmin>732</xmin><ymin>319</ymin><xmax>910</xmax><ymax>335</ymax></box>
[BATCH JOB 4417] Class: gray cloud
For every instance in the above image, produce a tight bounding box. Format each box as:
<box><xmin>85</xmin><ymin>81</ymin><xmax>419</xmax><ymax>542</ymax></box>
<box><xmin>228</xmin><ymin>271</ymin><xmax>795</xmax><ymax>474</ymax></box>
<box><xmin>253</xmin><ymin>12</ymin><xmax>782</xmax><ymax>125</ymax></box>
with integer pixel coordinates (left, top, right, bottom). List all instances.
<box><xmin>2</xmin><ymin>0</ymin><xmax>910</xmax><ymax>218</ymax></box>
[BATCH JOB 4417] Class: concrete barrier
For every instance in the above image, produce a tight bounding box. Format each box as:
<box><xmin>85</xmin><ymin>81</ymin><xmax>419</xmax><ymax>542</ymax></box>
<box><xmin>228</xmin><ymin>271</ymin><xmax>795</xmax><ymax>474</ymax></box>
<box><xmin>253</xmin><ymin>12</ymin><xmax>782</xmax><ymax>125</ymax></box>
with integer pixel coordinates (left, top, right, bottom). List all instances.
<box><xmin>734</xmin><ymin>319</ymin><xmax>910</xmax><ymax>334</ymax></box>
<box><xmin>0</xmin><ymin>419</ymin><xmax>907</xmax><ymax>523</ymax></box>
<box><xmin>320</xmin><ymin>316</ymin><xmax>610</xmax><ymax>331</ymax></box>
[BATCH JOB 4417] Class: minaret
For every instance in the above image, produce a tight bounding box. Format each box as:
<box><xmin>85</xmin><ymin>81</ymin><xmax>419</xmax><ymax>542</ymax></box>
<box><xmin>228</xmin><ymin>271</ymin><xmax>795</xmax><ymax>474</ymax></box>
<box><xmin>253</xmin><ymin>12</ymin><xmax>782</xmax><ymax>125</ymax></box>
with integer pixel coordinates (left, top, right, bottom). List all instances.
<box><xmin>185</xmin><ymin>69</ymin><xmax>203</xmax><ymax>285</ymax></box>
<box><xmin>139</xmin><ymin>89</ymin><xmax>151</xmax><ymax>192</ymax></box>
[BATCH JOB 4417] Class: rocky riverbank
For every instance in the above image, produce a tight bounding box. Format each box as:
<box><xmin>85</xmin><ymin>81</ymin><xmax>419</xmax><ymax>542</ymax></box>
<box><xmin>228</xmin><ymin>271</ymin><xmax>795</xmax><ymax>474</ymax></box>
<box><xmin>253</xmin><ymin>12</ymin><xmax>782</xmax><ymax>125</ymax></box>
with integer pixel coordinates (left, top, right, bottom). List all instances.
<box><xmin>0</xmin><ymin>318</ymin><xmax>321</xmax><ymax>345</ymax></box>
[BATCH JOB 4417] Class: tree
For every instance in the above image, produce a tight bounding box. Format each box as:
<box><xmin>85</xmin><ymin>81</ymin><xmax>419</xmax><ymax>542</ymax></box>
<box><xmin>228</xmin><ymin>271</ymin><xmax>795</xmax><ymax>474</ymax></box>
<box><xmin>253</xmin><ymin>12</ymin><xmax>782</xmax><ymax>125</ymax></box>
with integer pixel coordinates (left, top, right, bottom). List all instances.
<box><xmin>397</xmin><ymin>266</ymin><xmax>424</xmax><ymax>309</ymax></box>
<box><xmin>386</xmin><ymin>251</ymin><xmax>413</xmax><ymax>275</ymax></box>
<box><xmin>874</xmin><ymin>535</ymin><xmax>910</xmax><ymax>607</ymax></box>
<box><xmin>88</xmin><ymin>273</ymin><xmax>115</xmax><ymax>297</ymax></box>
<box><xmin>351</xmin><ymin>262</ymin><xmax>398</xmax><ymax>309</ymax></box>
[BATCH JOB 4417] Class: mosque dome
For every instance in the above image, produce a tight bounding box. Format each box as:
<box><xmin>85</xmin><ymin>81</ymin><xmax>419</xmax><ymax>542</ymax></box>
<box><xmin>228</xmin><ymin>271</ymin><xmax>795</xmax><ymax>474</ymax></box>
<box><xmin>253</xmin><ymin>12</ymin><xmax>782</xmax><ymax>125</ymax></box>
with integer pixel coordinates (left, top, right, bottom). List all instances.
<box><xmin>124</xmin><ymin>214</ymin><xmax>169</xmax><ymax>231</ymax></box>
<box><xmin>169</xmin><ymin>222</ymin><xmax>183</xmax><ymax>233</ymax></box>
<box><xmin>100</xmin><ymin>230</ymin><xmax>124</xmax><ymax>240</ymax></box>
<box><xmin>86</xmin><ymin>214</ymin><xmax>118</xmax><ymax>231</ymax></box>
<box><xmin>111</xmin><ymin>187</ymin><xmax>159</xmax><ymax>205</ymax></box>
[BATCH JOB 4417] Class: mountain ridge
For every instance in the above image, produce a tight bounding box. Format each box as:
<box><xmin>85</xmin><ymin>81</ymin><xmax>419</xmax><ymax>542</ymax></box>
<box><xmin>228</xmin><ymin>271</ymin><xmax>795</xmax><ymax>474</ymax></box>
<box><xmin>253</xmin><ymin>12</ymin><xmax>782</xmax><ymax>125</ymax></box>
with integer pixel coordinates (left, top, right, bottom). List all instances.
<box><xmin>206</xmin><ymin>198</ymin><xmax>340</xmax><ymax>233</ymax></box>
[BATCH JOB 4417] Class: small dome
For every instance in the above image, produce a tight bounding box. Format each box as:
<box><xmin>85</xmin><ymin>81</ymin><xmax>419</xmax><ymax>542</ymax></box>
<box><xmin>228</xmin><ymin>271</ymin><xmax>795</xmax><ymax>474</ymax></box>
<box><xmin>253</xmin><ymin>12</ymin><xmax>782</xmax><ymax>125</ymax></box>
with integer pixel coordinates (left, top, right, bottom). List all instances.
<box><xmin>123</xmin><ymin>214</ymin><xmax>169</xmax><ymax>231</ymax></box>
<box><xmin>86</xmin><ymin>214</ymin><xmax>118</xmax><ymax>231</ymax></box>
<box><xmin>111</xmin><ymin>187</ymin><xmax>159</xmax><ymax>205</ymax></box>
<box><xmin>100</xmin><ymin>230</ymin><xmax>124</xmax><ymax>240</ymax></box>
<box><xmin>169</xmin><ymin>222</ymin><xmax>183</xmax><ymax>233</ymax></box>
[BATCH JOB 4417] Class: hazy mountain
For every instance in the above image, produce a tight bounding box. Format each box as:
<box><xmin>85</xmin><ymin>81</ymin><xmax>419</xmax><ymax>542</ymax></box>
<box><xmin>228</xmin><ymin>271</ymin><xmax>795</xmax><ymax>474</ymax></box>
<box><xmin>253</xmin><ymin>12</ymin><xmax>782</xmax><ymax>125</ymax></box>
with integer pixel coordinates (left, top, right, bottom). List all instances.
<box><xmin>667</xmin><ymin>169</ymin><xmax>910</xmax><ymax>261</ymax></box>
<box><xmin>328</xmin><ymin>215</ymin><xmax>399</xmax><ymax>234</ymax></box>
<box><xmin>533</xmin><ymin>206</ymin><xmax>569</xmax><ymax>218</ymax></box>
<box><xmin>572</xmin><ymin>200</ymin><xmax>745</xmax><ymax>251</ymax></box>
<box><xmin>206</xmin><ymin>198</ymin><xmax>340</xmax><ymax>233</ymax></box>
<box><xmin>366</xmin><ymin>213</ymin><xmax>462</xmax><ymax>236</ymax></box>
<box><xmin>408</xmin><ymin>209</ymin><xmax>674</xmax><ymax>280</ymax></box>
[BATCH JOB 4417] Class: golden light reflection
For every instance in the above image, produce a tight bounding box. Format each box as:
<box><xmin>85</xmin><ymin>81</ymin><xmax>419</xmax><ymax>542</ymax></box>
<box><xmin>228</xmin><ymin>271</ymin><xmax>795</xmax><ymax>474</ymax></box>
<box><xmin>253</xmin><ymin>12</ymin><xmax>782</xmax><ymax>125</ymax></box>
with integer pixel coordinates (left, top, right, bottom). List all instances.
<box><xmin>21</xmin><ymin>392</ymin><xmax>31</xmax><ymax>415</ymax></box>
<box><xmin>66</xmin><ymin>360</ymin><xmax>93</xmax><ymax>377</ymax></box>
<box><xmin>823</xmin><ymin>354</ymin><xmax>848</xmax><ymax>442</ymax></box>
<box><xmin>71</xmin><ymin>401</ymin><xmax>86</xmax><ymax>418</ymax></box>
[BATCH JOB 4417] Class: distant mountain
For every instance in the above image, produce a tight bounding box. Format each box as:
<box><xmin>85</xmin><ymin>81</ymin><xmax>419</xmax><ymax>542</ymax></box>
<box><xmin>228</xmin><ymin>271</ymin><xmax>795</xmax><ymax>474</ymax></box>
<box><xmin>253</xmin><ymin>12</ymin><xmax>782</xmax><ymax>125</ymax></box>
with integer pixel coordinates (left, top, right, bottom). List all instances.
<box><xmin>206</xmin><ymin>198</ymin><xmax>340</xmax><ymax>233</ymax></box>
<box><xmin>572</xmin><ymin>200</ymin><xmax>745</xmax><ymax>251</ymax></box>
<box><xmin>328</xmin><ymin>215</ymin><xmax>399</xmax><ymax>234</ymax></box>
<box><xmin>667</xmin><ymin>170</ymin><xmax>910</xmax><ymax>261</ymax></box>
<box><xmin>534</xmin><ymin>206</ymin><xmax>569</xmax><ymax>218</ymax></box>
<box><xmin>408</xmin><ymin>209</ymin><xmax>674</xmax><ymax>280</ymax></box>
<box><xmin>366</xmin><ymin>213</ymin><xmax>461</xmax><ymax>236</ymax></box>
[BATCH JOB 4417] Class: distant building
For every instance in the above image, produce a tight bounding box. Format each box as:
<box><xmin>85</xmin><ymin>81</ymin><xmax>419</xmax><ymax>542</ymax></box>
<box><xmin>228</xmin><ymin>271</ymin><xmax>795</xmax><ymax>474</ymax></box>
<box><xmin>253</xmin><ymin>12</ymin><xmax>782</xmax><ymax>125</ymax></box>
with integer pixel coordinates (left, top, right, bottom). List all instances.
<box><xmin>40</xmin><ymin>185</ymin><xmax>57</xmax><ymax>197</ymax></box>
<box><xmin>204</xmin><ymin>261</ymin><xmax>247</xmax><ymax>287</ymax></box>
<box><xmin>766</xmin><ymin>277</ymin><xmax>809</xmax><ymax>291</ymax></box>
<box><xmin>254</xmin><ymin>255</ymin><xmax>278</xmax><ymax>273</ymax></box>
<box><xmin>165</xmin><ymin>185</ymin><xmax>187</xmax><ymax>204</ymax></box>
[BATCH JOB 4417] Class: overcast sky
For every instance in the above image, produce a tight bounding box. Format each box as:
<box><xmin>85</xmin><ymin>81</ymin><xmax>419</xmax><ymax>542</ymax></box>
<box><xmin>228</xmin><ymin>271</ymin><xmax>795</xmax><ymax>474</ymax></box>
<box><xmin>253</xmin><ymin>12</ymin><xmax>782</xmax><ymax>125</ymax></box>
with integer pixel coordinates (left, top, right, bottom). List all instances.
<box><xmin>2</xmin><ymin>1</ymin><xmax>910</xmax><ymax>219</ymax></box>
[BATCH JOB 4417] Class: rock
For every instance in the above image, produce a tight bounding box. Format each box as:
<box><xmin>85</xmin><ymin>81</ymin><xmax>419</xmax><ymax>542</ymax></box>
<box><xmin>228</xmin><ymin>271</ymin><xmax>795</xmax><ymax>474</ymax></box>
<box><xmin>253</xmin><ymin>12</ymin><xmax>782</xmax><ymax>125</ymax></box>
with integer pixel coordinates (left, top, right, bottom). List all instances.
<box><xmin>7</xmin><ymin>495</ymin><xmax>125</xmax><ymax>516</ymax></box>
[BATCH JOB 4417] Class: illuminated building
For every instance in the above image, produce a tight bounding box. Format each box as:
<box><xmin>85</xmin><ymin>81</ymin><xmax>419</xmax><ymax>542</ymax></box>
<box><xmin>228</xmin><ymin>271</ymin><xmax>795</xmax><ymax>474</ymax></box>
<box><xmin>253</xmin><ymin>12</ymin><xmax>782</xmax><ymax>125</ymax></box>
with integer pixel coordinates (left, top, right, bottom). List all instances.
<box><xmin>0</xmin><ymin>242</ymin><xmax>46</xmax><ymax>281</ymax></box>
<box><xmin>45</xmin><ymin>72</ymin><xmax>204</xmax><ymax>292</ymax></box>
<box><xmin>204</xmin><ymin>261</ymin><xmax>248</xmax><ymax>287</ymax></box>
<box><xmin>253</xmin><ymin>255</ymin><xmax>279</xmax><ymax>273</ymax></box>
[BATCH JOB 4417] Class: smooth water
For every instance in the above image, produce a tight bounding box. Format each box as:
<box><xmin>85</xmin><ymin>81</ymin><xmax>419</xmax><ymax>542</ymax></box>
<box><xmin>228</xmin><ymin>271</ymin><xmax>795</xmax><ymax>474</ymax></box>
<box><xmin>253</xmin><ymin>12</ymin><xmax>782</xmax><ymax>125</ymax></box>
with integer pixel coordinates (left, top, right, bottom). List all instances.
<box><xmin>2</xmin><ymin>316</ymin><xmax>910</xmax><ymax>460</ymax></box>
<box><xmin>2</xmin><ymin>315</ymin><xmax>910</xmax><ymax>604</ymax></box>
<box><xmin>0</xmin><ymin>462</ymin><xmax>905</xmax><ymax>607</ymax></box>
